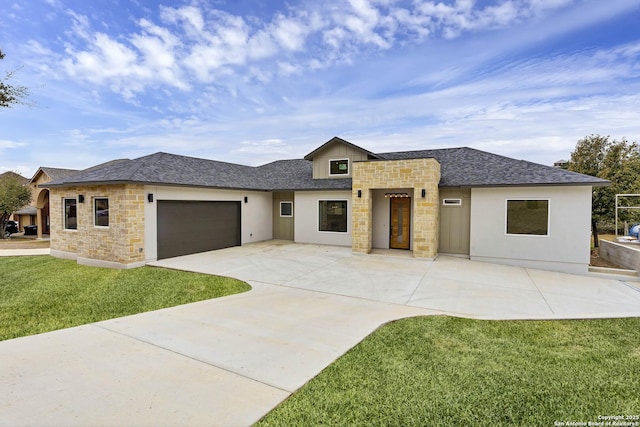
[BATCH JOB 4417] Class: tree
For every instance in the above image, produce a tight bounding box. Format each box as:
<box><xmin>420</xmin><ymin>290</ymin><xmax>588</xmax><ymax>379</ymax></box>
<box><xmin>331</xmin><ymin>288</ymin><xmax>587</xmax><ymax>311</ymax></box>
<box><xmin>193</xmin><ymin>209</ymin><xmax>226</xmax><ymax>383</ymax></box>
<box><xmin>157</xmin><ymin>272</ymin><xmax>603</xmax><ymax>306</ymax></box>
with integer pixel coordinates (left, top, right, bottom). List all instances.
<box><xmin>0</xmin><ymin>48</ymin><xmax>30</xmax><ymax>109</ymax></box>
<box><xmin>0</xmin><ymin>173</ymin><xmax>32</xmax><ymax>239</ymax></box>
<box><xmin>567</xmin><ymin>135</ymin><xmax>640</xmax><ymax>246</ymax></box>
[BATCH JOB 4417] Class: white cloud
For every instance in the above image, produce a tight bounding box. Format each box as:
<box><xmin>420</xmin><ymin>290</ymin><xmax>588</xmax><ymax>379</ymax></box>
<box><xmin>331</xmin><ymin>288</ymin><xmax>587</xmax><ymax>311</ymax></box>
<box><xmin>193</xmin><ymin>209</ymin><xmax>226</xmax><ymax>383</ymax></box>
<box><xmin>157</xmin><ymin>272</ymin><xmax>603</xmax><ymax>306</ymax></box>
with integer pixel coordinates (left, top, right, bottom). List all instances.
<box><xmin>270</xmin><ymin>13</ymin><xmax>311</xmax><ymax>51</ymax></box>
<box><xmin>0</xmin><ymin>139</ymin><xmax>25</xmax><ymax>150</ymax></box>
<box><xmin>55</xmin><ymin>0</ymin><xmax>584</xmax><ymax>99</ymax></box>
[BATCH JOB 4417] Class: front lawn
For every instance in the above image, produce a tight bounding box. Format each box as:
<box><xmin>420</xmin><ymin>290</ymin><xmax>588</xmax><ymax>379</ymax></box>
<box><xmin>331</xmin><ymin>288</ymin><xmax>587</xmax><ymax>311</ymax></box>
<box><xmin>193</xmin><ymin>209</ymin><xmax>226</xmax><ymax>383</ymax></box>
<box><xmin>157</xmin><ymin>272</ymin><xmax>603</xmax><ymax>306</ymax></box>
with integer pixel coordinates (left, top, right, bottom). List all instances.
<box><xmin>0</xmin><ymin>256</ymin><xmax>250</xmax><ymax>341</ymax></box>
<box><xmin>258</xmin><ymin>316</ymin><xmax>640</xmax><ymax>426</ymax></box>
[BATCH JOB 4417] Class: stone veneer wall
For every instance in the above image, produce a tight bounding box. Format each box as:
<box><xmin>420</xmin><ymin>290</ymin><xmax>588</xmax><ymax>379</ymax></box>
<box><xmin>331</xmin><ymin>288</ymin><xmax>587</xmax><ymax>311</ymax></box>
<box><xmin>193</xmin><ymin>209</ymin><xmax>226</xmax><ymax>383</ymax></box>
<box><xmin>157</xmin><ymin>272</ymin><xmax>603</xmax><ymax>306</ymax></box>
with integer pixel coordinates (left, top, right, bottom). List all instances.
<box><xmin>352</xmin><ymin>158</ymin><xmax>441</xmax><ymax>258</ymax></box>
<box><xmin>50</xmin><ymin>184</ymin><xmax>146</xmax><ymax>267</ymax></box>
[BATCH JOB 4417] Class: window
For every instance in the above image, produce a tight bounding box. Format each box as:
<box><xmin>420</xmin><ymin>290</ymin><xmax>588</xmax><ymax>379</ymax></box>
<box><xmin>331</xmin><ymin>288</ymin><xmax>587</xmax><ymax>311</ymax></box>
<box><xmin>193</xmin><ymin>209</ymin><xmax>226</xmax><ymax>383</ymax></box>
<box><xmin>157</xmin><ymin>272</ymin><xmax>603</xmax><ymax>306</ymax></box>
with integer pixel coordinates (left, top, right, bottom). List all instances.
<box><xmin>64</xmin><ymin>198</ymin><xmax>77</xmax><ymax>230</ymax></box>
<box><xmin>319</xmin><ymin>200</ymin><xmax>348</xmax><ymax>232</ymax></box>
<box><xmin>95</xmin><ymin>198</ymin><xmax>109</xmax><ymax>227</ymax></box>
<box><xmin>329</xmin><ymin>159</ymin><xmax>349</xmax><ymax>176</ymax></box>
<box><xmin>280</xmin><ymin>201</ymin><xmax>293</xmax><ymax>217</ymax></box>
<box><xmin>443</xmin><ymin>199</ymin><xmax>462</xmax><ymax>206</ymax></box>
<box><xmin>506</xmin><ymin>199</ymin><xmax>549</xmax><ymax>236</ymax></box>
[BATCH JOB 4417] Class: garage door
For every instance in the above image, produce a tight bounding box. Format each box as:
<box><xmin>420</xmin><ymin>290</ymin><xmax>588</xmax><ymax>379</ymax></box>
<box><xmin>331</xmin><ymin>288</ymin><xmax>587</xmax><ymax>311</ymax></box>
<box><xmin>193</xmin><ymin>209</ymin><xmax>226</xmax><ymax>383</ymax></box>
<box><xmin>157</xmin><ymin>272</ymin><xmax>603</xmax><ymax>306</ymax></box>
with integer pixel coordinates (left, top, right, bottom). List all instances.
<box><xmin>157</xmin><ymin>201</ymin><xmax>241</xmax><ymax>260</ymax></box>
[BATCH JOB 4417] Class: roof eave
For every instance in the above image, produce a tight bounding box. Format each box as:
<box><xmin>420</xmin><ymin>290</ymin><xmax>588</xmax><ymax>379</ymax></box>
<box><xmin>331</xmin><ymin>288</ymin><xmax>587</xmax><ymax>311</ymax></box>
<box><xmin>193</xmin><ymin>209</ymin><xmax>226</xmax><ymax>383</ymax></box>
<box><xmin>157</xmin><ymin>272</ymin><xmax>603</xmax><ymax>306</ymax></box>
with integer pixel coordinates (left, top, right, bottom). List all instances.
<box><xmin>449</xmin><ymin>181</ymin><xmax>610</xmax><ymax>189</ymax></box>
<box><xmin>43</xmin><ymin>180</ymin><xmax>270</xmax><ymax>192</ymax></box>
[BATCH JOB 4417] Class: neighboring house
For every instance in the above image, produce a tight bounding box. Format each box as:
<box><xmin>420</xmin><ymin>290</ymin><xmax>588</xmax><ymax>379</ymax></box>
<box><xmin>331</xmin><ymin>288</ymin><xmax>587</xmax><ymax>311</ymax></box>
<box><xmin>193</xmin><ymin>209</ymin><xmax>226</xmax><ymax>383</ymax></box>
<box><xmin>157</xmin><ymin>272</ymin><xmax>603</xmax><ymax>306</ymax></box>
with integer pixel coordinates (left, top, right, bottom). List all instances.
<box><xmin>554</xmin><ymin>159</ymin><xmax>569</xmax><ymax>169</ymax></box>
<box><xmin>43</xmin><ymin>137</ymin><xmax>608</xmax><ymax>274</ymax></box>
<box><xmin>29</xmin><ymin>167</ymin><xmax>80</xmax><ymax>238</ymax></box>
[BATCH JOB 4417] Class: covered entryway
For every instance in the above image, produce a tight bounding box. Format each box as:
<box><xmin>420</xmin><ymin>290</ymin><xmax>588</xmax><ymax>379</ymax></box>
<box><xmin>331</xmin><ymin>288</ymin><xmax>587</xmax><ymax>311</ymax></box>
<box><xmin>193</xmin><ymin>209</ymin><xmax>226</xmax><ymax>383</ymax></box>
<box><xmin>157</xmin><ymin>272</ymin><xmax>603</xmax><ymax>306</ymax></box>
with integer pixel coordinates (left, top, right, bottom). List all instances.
<box><xmin>35</xmin><ymin>189</ymin><xmax>50</xmax><ymax>237</ymax></box>
<box><xmin>438</xmin><ymin>188</ymin><xmax>471</xmax><ymax>255</ymax></box>
<box><xmin>352</xmin><ymin>157</ymin><xmax>441</xmax><ymax>258</ymax></box>
<box><xmin>157</xmin><ymin>200</ymin><xmax>241</xmax><ymax>260</ymax></box>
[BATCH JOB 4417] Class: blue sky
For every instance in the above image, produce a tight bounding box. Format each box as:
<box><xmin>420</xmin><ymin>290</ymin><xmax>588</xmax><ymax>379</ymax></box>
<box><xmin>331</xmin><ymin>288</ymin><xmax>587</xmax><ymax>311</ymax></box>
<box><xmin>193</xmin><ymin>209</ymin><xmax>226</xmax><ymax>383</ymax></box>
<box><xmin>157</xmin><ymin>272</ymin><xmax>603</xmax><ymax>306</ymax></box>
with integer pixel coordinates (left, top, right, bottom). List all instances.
<box><xmin>1</xmin><ymin>0</ymin><xmax>639</xmax><ymax>177</ymax></box>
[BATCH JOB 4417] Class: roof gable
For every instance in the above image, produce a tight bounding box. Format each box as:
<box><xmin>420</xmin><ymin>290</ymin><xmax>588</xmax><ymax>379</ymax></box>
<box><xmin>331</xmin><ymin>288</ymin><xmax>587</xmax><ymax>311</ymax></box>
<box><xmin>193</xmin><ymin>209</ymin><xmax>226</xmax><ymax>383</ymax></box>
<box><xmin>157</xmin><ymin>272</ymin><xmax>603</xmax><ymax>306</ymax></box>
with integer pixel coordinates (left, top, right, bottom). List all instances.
<box><xmin>303</xmin><ymin>136</ymin><xmax>380</xmax><ymax>161</ymax></box>
<box><xmin>31</xmin><ymin>167</ymin><xmax>80</xmax><ymax>184</ymax></box>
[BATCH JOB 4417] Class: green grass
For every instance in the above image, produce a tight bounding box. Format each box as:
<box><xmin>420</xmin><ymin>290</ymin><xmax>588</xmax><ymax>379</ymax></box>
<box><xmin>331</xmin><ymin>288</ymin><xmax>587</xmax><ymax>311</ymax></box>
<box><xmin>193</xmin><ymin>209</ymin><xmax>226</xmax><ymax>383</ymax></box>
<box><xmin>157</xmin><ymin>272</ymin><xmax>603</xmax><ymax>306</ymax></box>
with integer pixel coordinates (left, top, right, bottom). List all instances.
<box><xmin>0</xmin><ymin>256</ymin><xmax>250</xmax><ymax>341</ymax></box>
<box><xmin>258</xmin><ymin>316</ymin><xmax>640</xmax><ymax>426</ymax></box>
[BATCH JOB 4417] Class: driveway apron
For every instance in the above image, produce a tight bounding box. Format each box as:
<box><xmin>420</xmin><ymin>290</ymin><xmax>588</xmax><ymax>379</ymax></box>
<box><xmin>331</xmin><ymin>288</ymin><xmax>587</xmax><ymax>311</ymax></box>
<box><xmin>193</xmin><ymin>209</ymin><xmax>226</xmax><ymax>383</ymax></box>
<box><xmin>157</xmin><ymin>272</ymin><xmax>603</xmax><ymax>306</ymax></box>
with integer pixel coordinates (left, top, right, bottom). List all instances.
<box><xmin>1</xmin><ymin>241</ymin><xmax>639</xmax><ymax>426</ymax></box>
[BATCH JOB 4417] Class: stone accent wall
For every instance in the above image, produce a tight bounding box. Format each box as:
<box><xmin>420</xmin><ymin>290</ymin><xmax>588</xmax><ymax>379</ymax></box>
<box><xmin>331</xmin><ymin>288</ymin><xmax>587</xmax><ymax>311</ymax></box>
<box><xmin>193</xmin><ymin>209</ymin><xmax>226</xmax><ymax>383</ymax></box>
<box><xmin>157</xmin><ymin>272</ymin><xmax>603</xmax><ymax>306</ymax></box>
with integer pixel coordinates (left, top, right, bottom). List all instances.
<box><xmin>352</xmin><ymin>158</ymin><xmax>441</xmax><ymax>258</ymax></box>
<box><xmin>50</xmin><ymin>184</ymin><xmax>146</xmax><ymax>267</ymax></box>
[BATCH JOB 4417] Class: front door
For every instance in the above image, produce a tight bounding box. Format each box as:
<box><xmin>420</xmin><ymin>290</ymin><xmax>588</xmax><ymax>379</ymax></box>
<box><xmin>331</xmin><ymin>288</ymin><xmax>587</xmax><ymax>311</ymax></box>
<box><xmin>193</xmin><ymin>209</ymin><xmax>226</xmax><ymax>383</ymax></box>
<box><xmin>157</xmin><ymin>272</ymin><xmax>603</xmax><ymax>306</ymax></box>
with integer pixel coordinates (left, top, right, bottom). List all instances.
<box><xmin>390</xmin><ymin>197</ymin><xmax>411</xmax><ymax>249</ymax></box>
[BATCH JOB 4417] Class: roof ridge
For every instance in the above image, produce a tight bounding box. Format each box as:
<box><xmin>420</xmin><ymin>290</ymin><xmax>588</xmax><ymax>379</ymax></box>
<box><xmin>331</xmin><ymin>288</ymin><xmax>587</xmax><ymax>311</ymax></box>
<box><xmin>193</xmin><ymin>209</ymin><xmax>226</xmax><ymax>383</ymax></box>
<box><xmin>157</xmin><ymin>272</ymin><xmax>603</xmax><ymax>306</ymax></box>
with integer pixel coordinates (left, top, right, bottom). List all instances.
<box><xmin>122</xmin><ymin>153</ymin><xmax>163</xmax><ymax>180</ymax></box>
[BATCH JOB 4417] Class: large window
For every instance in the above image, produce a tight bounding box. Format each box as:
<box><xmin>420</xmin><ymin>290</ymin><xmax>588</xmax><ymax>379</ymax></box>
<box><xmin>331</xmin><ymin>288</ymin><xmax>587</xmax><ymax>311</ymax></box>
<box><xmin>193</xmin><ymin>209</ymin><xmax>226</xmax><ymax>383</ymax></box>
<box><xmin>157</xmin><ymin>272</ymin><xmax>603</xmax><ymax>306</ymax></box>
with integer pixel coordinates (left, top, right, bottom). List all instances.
<box><xmin>329</xmin><ymin>159</ymin><xmax>349</xmax><ymax>176</ymax></box>
<box><xmin>319</xmin><ymin>200</ymin><xmax>348</xmax><ymax>233</ymax></box>
<box><xmin>64</xmin><ymin>198</ymin><xmax>77</xmax><ymax>230</ymax></box>
<box><xmin>95</xmin><ymin>198</ymin><xmax>109</xmax><ymax>227</ymax></box>
<box><xmin>506</xmin><ymin>199</ymin><xmax>549</xmax><ymax>236</ymax></box>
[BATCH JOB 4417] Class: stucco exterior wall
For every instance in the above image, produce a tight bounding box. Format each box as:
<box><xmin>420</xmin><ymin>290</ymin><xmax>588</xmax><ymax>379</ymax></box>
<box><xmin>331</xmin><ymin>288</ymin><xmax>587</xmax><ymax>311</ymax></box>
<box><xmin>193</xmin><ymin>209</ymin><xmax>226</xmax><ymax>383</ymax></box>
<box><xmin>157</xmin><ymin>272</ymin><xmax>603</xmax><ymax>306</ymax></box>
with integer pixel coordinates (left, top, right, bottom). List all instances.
<box><xmin>352</xmin><ymin>158</ymin><xmax>440</xmax><ymax>258</ymax></box>
<box><xmin>143</xmin><ymin>186</ymin><xmax>272</xmax><ymax>262</ymax></box>
<box><xmin>294</xmin><ymin>190</ymin><xmax>353</xmax><ymax>246</ymax></box>
<box><xmin>50</xmin><ymin>184</ymin><xmax>146</xmax><ymax>268</ymax></box>
<box><xmin>469</xmin><ymin>186</ymin><xmax>592</xmax><ymax>274</ymax></box>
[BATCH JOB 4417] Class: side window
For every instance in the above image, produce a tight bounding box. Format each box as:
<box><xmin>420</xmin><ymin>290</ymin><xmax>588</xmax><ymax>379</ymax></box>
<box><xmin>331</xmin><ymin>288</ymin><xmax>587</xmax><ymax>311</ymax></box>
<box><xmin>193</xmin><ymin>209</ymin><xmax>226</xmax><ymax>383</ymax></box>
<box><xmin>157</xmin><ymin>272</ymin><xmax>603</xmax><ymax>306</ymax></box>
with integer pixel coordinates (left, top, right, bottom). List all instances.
<box><xmin>280</xmin><ymin>201</ymin><xmax>293</xmax><ymax>217</ymax></box>
<box><xmin>64</xmin><ymin>198</ymin><xmax>77</xmax><ymax>230</ymax></box>
<box><xmin>95</xmin><ymin>198</ymin><xmax>109</xmax><ymax>227</ymax></box>
<box><xmin>506</xmin><ymin>199</ymin><xmax>549</xmax><ymax>236</ymax></box>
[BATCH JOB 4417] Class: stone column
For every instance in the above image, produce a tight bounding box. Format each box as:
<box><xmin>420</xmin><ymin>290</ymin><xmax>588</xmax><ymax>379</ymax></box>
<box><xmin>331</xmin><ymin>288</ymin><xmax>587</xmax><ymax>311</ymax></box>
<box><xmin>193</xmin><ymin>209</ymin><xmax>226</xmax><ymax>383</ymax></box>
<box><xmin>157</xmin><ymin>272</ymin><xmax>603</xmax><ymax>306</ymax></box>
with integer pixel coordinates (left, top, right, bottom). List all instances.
<box><xmin>36</xmin><ymin>207</ymin><xmax>43</xmax><ymax>239</ymax></box>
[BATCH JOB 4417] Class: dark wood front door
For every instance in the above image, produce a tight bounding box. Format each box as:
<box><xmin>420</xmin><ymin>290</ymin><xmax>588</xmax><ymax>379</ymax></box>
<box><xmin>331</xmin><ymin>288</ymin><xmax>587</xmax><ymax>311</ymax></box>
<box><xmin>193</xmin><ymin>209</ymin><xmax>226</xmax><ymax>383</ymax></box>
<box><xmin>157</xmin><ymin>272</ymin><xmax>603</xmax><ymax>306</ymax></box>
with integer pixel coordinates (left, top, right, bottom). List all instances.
<box><xmin>390</xmin><ymin>197</ymin><xmax>411</xmax><ymax>250</ymax></box>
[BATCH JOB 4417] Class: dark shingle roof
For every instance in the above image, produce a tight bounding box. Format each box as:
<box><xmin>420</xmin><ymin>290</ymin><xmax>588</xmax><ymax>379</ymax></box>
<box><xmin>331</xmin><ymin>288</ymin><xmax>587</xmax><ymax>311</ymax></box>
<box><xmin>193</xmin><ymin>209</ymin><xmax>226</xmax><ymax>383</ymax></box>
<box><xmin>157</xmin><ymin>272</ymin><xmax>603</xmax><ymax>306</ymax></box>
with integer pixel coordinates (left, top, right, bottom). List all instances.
<box><xmin>257</xmin><ymin>160</ymin><xmax>352</xmax><ymax>190</ymax></box>
<box><xmin>37</xmin><ymin>167</ymin><xmax>80</xmax><ymax>181</ymax></box>
<box><xmin>379</xmin><ymin>147</ymin><xmax>609</xmax><ymax>187</ymax></box>
<box><xmin>46</xmin><ymin>152</ymin><xmax>268</xmax><ymax>190</ymax></box>
<box><xmin>45</xmin><ymin>142</ymin><xmax>608</xmax><ymax>190</ymax></box>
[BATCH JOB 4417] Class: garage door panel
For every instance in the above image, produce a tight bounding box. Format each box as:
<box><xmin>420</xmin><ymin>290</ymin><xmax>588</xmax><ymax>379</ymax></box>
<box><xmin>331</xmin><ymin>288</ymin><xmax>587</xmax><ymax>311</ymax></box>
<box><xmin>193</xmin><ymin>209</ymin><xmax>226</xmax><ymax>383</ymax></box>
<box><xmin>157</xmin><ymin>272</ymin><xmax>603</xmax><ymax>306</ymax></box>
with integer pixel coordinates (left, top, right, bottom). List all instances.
<box><xmin>157</xmin><ymin>201</ymin><xmax>241</xmax><ymax>260</ymax></box>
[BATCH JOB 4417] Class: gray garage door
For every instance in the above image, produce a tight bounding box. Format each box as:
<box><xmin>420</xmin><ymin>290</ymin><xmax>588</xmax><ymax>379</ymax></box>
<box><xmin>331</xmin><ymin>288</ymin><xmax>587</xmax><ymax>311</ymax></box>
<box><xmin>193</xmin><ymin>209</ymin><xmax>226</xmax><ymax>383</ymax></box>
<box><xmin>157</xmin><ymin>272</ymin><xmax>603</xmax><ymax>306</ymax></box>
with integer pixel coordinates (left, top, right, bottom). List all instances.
<box><xmin>157</xmin><ymin>200</ymin><xmax>241</xmax><ymax>260</ymax></box>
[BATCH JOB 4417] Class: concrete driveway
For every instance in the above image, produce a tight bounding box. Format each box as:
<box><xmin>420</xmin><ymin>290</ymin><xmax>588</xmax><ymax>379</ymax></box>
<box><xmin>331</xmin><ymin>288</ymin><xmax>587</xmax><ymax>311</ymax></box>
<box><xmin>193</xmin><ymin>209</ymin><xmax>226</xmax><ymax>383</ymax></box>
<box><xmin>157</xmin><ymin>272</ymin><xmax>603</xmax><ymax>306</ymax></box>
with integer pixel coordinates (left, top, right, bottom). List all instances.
<box><xmin>1</xmin><ymin>241</ymin><xmax>639</xmax><ymax>426</ymax></box>
<box><xmin>152</xmin><ymin>240</ymin><xmax>640</xmax><ymax>319</ymax></box>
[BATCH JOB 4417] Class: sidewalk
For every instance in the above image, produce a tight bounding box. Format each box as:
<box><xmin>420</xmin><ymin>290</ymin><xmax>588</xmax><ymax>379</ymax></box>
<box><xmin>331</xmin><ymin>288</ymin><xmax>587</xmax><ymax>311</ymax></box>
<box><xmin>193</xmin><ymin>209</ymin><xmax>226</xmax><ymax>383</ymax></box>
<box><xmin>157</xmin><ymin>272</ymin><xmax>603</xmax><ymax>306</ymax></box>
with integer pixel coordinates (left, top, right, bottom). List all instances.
<box><xmin>0</xmin><ymin>248</ymin><xmax>50</xmax><ymax>256</ymax></box>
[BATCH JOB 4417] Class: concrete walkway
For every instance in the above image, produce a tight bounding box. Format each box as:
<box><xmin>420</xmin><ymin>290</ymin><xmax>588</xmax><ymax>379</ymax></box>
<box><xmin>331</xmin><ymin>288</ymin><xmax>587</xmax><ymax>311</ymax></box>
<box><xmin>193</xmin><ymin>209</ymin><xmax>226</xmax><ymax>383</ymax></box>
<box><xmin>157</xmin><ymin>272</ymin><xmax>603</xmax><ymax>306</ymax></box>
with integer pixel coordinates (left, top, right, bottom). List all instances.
<box><xmin>1</xmin><ymin>242</ymin><xmax>639</xmax><ymax>426</ymax></box>
<box><xmin>0</xmin><ymin>247</ymin><xmax>50</xmax><ymax>256</ymax></box>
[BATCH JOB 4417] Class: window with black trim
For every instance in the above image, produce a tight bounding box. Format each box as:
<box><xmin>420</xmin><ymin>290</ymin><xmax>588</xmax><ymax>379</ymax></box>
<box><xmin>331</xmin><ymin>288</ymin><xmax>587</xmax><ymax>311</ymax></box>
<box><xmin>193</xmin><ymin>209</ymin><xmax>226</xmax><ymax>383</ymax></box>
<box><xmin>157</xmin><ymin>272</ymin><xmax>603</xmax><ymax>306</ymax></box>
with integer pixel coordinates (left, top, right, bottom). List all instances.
<box><xmin>64</xmin><ymin>198</ymin><xmax>77</xmax><ymax>230</ymax></box>
<box><xmin>319</xmin><ymin>200</ymin><xmax>347</xmax><ymax>232</ymax></box>
<box><xmin>280</xmin><ymin>201</ymin><xmax>293</xmax><ymax>217</ymax></box>
<box><xmin>95</xmin><ymin>198</ymin><xmax>109</xmax><ymax>227</ymax></box>
<box><xmin>329</xmin><ymin>159</ymin><xmax>349</xmax><ymax>175</ymax></box>
<box><xmin>506</xmin><ymin>199</ymin><xmax>549</xmax><ymax>236</ymax></box>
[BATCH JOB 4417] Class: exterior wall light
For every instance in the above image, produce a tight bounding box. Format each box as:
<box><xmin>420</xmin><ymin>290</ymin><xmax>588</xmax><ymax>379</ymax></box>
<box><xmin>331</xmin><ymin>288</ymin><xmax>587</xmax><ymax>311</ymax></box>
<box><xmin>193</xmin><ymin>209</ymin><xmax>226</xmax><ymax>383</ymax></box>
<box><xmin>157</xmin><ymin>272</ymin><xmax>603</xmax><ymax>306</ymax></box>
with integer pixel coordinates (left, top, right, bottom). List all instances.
<box><xmin>421</xmin><ymin>189</ymin><xmax>426</xmax><ymax>198</ymax></box>
<box><xmin>357</xmin><ymin>190</ymin><xmax>362</xmax><ymax>198</ymax></box>
<box><xmin>147</xmin><ymin>193</ymin><xmax>154</xmax><ymax>203</ymax></box>
<box><xmin>78</xmin><ymin>195</ymin><xmax>85</xmax><ymax>203</ymax></box>
<box><xmin>244</xmin><ymin>196</ymin><xmax>248</xmax><ymax>203</ymax></box>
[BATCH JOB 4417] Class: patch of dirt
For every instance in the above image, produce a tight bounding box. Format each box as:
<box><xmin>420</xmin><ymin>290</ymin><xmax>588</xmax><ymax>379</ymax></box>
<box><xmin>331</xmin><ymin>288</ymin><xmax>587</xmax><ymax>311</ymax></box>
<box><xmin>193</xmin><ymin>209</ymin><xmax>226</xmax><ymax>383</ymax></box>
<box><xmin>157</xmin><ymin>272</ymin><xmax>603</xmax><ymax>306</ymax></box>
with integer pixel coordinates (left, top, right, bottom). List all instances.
<box><xmin>590</xmin><ymin>247</ymin><xmax>623</xmax><ymax>269</ymax></box>
<box><xmin>0</xmin><ymin>235</ymin><xmax>50</xmax><ymax>249</ymax></box>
